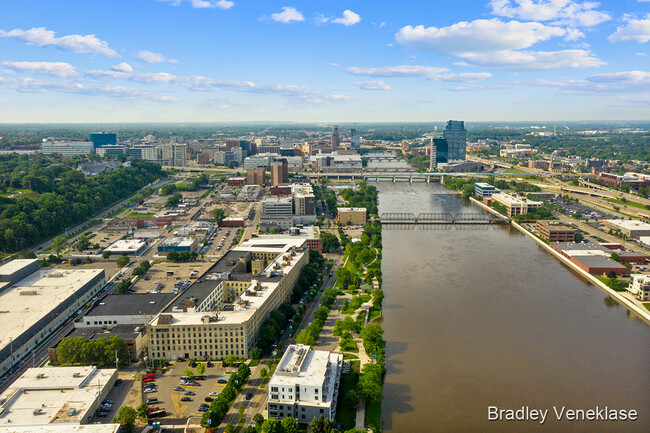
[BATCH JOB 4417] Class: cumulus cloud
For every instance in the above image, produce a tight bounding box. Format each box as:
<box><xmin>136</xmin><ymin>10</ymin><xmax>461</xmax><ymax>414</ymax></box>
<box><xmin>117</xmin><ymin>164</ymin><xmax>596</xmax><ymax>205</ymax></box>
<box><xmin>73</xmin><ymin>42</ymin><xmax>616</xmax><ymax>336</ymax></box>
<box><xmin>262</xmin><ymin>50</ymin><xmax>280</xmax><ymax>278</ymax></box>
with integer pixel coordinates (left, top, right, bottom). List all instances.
<box><xmin>136</xmin><ymin>50</ymin><xmax>178</xmax><ymax>63</ymax></box>
<box><xmin>352</xmin><ymin>80</ymin><xmax>392</xmax><ymax>90</ymax></box>
<box><xmin>489</xmin><ymin>0</ymin><xmax>610</xmax><ymax>27</ymax></box>
<box><xmin>395</xmin><ymin>19</ymin><xmax>603</xmax><ymax>70</ymax></box>
<box><xmin>395</xmin><ymin>19</ymin><xmax>566</xmax><ymax>54</ymax></box>
<box><xmin>608</xmin><ymin>16</ymin><xmax>650</xmax><ymax>43</ymax></box>
<box><xmin>0</xmin><ymin>27</ymin><xmax>118</xmax><ymax>57</ymax></box>
<box><xmin>111</xmin><ymin>62</ymin><xmax>133</xmax><ymax>73</ymax></box>
<box><xmin>159</xmin><ymin>0</ymin><xmax>234</xmax><ymax>9</ymax></box>
<box><xmin>2</xmin><ymin>61</ymin><xmax>78</xmax><ymax>78</ymax></box>
<box><xmin>332</xmin><ymin>10</ymin><xmax>361</xmax><ymax>26</ymax></box>
<box><xmin>270</xmin><ymin>7</ymin><xmax>304</xmax><ymax>23</ymax></box>
<box><xmin>0</xmin><ymin>75</ymin><xmax>84</xmax><ymax>93</ymax></box>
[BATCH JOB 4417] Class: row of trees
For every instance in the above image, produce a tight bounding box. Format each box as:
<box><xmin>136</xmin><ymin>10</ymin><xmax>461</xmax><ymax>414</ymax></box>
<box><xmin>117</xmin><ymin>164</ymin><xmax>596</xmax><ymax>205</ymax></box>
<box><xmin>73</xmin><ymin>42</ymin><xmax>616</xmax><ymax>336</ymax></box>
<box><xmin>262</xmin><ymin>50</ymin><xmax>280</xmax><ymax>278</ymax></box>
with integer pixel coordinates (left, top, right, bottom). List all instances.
<box><xmin>200</xmin><ymin>363</ymin><xmax>251</xmax><ymax>428</ymax></box>
<box><xmin>56</xmin><ymin>335</ymin><xmax>129</xmax><ymax>366</ymax></box>
<box><xmin>166</xmin><ymin>251</ymin><xmax>198</xmax><ymax>261</ymax></box>
<box><xmin>0</xmin><ymin>156</ymin><xmax>165</xmax><ymax>252</ymax></box>
<box><xmin>295</xmin><ymin>288</ymin><xmax>338</xmax><ymax>347</ymax></box>
<box><xmin>243</xmin><ymin>415</ymin><xmax>365</xmax><ymax>433</ymax></box>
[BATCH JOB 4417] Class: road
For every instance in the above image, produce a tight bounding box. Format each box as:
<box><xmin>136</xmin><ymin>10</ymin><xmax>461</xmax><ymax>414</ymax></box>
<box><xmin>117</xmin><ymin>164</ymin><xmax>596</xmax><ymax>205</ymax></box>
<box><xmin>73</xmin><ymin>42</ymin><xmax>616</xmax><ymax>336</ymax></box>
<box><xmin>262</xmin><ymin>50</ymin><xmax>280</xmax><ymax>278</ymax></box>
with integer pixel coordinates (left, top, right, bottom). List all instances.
<box><xmin>215</xmin><ymin>256</ymin><xmax>341</xmax><ymax>432</ymax></box>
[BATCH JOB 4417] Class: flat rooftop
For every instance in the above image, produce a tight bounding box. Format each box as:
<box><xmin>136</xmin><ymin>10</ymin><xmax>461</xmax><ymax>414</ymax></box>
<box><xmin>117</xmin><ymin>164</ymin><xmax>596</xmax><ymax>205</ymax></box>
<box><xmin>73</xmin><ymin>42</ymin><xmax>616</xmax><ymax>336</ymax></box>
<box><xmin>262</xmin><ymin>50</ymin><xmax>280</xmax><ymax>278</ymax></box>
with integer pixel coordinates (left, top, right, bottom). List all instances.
<box><xmin>0</xmin><ymin>259</ymin><xmax>38</xmax><ymax>277</ymax></box>
<box><xmin>105</xmin><ymin>239</ymin><xmax>146</xmax><ymax>252</ymax></box>
<box><xmin>66</xmin><ymin>325</ymin><xmax>143</xmax><ymax>342</ymax></box>
<box><xmin>605</xmin><ymin>219</ymin><xmax>650</xmax><ymax>230</ymax></box>
<box><xmin>83</xmin><ymin>293</ymin><xmax>178</xmax><ymax>318</ymax></box>
<box><xmin>337</xmin><ymin>207</ymin><xmax>366</xmax><ymax>212</ymax></box>
<box><xmin>0</xmin><ymin>269</ymin><xmax>104</xmax><ymax>355</ymax></box>
<box><xmin>0</xmin><ymin>367</ymin><xmax>115</xmax><ymax>426</ymax></box>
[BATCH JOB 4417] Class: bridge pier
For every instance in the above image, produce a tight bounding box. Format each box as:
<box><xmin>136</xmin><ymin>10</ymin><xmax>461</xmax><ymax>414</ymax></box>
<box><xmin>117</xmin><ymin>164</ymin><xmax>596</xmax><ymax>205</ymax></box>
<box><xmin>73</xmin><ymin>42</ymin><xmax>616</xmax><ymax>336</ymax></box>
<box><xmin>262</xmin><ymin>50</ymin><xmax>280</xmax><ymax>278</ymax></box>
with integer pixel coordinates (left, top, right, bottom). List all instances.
<box><xmin>393</xmin><ymin>176</ymin><xmax>396</xmax><ymax>183</ymax></box>
<box><xmin>426</xmin><ymin>176</ymin><xmax>430</xmax><ymax>184</ymax></box>
<box><xmin>409</xmin><ymin>176</ymin><xmax>413</xmax><ymax>183</ymax></box>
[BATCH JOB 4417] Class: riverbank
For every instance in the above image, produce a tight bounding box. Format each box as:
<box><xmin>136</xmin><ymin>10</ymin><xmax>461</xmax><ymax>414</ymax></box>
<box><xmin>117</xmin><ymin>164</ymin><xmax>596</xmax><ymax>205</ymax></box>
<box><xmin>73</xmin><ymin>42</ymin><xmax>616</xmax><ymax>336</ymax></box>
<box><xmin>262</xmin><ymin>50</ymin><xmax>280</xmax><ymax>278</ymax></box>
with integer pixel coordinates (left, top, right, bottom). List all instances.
<box><xmin>470</xmin><ymin>197</ymin><xmax>650</xmax><ymax>325</ymax></box>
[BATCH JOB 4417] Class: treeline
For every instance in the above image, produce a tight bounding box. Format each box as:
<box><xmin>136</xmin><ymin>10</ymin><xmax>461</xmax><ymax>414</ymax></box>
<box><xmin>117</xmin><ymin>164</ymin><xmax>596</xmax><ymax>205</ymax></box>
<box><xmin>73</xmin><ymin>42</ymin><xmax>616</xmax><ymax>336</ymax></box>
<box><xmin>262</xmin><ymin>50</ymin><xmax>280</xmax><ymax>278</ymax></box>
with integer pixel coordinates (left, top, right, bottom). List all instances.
<box><xmin>200</xmin><ymin>363</ymin><xmax>251</xmax><ymax>428</ymax></box>
<box><xmin>295</xmin><ymin>288</ymin><xmax>338</xmax><ymax>346</ymax></box>
<box><xmin>166</xmin><ymin>251</ymin><xmax>199</xmax><ymax>261</ymax></box>
<box><xmin>56</xmin><ymin>335</ymin><xmax>129</xmax><ymax>366</ymax></box>
<box><xmin>242</xmin><ymin>415</ymin><xmax>366</xmax><ymax>433</ymax></box>
<box><xmin>0</xmin><ymin>157</ymin><xmax>165</xmax><ymax>252</ymax></box>
<box><xmin>340</xmin><ymin>181</ymin><xmax>379</xmax><ymax>215</ymax></box>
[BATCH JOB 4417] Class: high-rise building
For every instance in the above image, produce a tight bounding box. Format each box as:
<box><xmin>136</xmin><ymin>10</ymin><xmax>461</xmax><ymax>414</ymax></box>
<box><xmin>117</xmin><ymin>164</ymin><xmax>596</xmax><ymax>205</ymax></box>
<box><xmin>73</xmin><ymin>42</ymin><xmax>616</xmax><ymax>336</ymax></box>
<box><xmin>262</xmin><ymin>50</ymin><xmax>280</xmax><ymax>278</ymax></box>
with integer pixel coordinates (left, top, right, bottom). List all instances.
<box><xmin>89</xmin><ymin>133</ymin><xmax>117</xmax><ymax>147</ymax></box>
<box><xmin>429</xmin><ymin>141</ymin><xmax>437</xmax><ymax>170</ymax></box>
<box><xmin>246</xmin><ymin>168</ymin><xmax>266</xmax><ymax>185</ymax></box>
<box><xmin>443</xmin><ymin>120</ymin><xmax>467</xmax><ymax>161</ymax></box>
<box><xmin>161</xmin><ymin>143</ymin><xmax>187</xmax><ymax>167</ymax></box>
<box><xmin>331</xmin><ymin>125</ymin><xmax>340</xmax><ymax>151</ymax></box>
<box><xmin>350</xmin><ymin>128</ymin><xmax>360</xmax><ymax>150</ymax></box>
<box><xmin>433</xmin><ymin>138</ymin><xmax>448</xmax><ymax>164</ymax></box>
<box><xmin>270</xmin><ymin>159</ymin><xmax>289</xmax><ymax>186</ymax></box>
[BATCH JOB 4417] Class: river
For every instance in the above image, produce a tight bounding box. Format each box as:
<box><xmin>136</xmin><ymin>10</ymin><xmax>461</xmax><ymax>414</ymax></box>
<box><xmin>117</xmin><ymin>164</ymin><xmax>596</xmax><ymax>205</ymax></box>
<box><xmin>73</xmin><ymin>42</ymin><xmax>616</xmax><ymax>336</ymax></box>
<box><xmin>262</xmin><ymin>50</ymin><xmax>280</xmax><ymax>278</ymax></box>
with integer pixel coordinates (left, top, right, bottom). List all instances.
<box><xmin>378</xmin><ymin>182</ymin><xmax>650</xmax><ymax>432</ymax></box>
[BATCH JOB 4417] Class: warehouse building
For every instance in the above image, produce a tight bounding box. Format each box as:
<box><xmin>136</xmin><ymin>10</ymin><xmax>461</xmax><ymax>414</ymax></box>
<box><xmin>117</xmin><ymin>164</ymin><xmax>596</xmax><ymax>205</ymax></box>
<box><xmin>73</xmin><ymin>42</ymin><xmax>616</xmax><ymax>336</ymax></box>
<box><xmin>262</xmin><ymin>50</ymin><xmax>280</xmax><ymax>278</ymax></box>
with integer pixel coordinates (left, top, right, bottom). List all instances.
<box><xmin>550</xmin><ymin>243</ymin><xmax>629</xmax><ymax>276</ymax></box>
<box><xmin>104</xmin><ymin>238</ymin><xmax>148</xmax><ymax>256</ymax></box>
<box><xmin>603</xmin><ymin>220</ymin><xmax>650</xmax><ymax>239</ymax></box>
<box><xmin>157</xmin><ymin>237</ymin><xmax>197</xmax><ymax>253</ymax></box>
<box><xmin>76</xmin><ymin>293</ymin><xmax>178</xmax><ymax>328</ymax></box>
<box><xmin>0</xmin><ymin>261</ymin><xmax>105</xmax><ymax>376</ymax></box>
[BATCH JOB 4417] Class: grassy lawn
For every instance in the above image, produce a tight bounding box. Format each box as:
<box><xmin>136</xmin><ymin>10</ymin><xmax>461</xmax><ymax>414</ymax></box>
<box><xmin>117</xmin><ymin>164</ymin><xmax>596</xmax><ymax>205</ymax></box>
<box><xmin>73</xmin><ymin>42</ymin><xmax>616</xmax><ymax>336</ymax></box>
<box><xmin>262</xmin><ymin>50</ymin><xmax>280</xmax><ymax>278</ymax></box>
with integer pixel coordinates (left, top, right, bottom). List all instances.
<box><xmin>339</xmin><ymin>338</ymin><xmax>359</xmax><ymax>353</ymax></box>
<box><xmin>643</xmin><ymin>303</ymin><xmax>650</xmax><ymax>311</ymax></box>
<box><xmin>248</xmin><ymin>359</ymin><xmax>260</xmax><ymax>367</ymax></box>
<box><xmin>606</xmin><ymin>198</ymin><xmax>650</xmax><ymax>211</ymax></box>
<box><xmin>343</xmin><ymin>353</ymin><xmax>359</xmax><ymax>360</ymax></box>
<box><xmin>368</xmin><ymin>306</ymin><xmax>382</xmax><ymax>322</ymax></box>
<box><xmin>504</xmin><ymin>167</ymin><xmax>530</xmax><ymax>174</ymax></box>
<box><xmin>232</xmin><ymin>417</ymin><xmax>245</xmax><ymax>433</ymax></box>
<box><xmin>124</xmin><ymin>212</ymin><xmax>154</xmax><ymax>218</ymax></box>
<box><xmin>259</xmin><ymin>362</ymin><xmax>277</xmax><ymax>389</ymax></box>
<box><xmin>365</xmin><ymin>399</ymin><xmax>382</xmax><ymax>432</ymax></box>
<box><xmin>336</xmin><ymin>371</ymin><xmax>360</xmax><ymax>431</ymax></box>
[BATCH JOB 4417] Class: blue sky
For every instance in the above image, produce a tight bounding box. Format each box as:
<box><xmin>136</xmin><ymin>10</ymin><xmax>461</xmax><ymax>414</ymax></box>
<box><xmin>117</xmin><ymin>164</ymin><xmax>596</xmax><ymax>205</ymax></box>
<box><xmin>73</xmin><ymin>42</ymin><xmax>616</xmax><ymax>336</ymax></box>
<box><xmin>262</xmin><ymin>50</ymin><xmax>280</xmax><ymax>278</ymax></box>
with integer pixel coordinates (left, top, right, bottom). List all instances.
<box><xmin>0</xmin><ymin>0</ymin><xmax>649</xmax><ymax>122</ymax></box>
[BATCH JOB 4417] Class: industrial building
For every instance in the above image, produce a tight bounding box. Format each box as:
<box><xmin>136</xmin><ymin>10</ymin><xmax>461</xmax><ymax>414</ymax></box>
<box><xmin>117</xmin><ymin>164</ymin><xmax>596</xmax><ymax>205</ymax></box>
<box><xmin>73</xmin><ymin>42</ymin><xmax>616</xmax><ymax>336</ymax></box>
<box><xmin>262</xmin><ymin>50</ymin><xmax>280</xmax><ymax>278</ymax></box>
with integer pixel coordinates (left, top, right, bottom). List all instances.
<box><xmin>603</xmin><ymin>220</ymin><xmax>650</xmax><ymax>238</ymax></box>
<box><xmin>157</xmin><ymin>237</ymin><xmax>197</xmax><ymax>253</ymax></box>
<box><xmin>76</xmin><ymin>293</ymin><xmax>178</xmax><ymax>328</ymax></box>
<box><xmin>550</xmin><ymin>243</ymin><xmax>629</xmax><ymax>276</ymax></box>
<box><xmin>147</xmin><ymin>237</ymin><xmax>308</xmax><ymax>360</ymax></box>
<box><xmin>0</xmin><ymin>261</ymin><xmax>105</xmax><ymax>376</ymax></box>
<box><xmin>0</xmin><ymin>367</ymin><xmax>116</xmax><ymax>428</ymax></box>
<box><xmin>337</xmin><ymin>207</ymin><xmax>367</xmax><ymax>225</ymax></box>
<box><xmin>535</xmin><ymin>221</ymin><xmax>576</xmax><ymax>242</ymax></box>
<box><xmin>491</xmin><ymin>193</ymin><xmax>543</xmax><ymax>218</ymax></box>
<box><xmin>104</xmin><ymin>238</ymin><xmax>148</xmax><ymax>256</ymax></box>
<box><xmin>474</xmin><ymin>183</ymin><xmax>500</xmax><ymax>198</ymax></box>
<box><xmin>267</xmin><ymin>344</ymin><xmax>343</xmax><ymax>423</ymax></box>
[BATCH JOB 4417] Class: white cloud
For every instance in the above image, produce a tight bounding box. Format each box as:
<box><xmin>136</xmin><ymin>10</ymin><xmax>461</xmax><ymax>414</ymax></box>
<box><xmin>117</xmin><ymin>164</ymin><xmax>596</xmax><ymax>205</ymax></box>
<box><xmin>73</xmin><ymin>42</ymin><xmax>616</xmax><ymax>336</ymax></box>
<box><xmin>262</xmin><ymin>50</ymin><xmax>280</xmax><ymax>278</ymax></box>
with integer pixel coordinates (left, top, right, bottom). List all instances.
<box><xmin>395</xmin><ymin>19</ymin><xmax>603</xmax><ymax>70</ymax></box>
<box><xmin>346</xmin><ymin>65</ymin><xmax>449</xmax><ymax>79</ymax></box>
<box><xmin>136</xmin><ymin>50</ymin><xmax>178</xmax><ymax>63</ymax></box>
<box><xmin>159</xmin><ymin>0</ymin><xmax>234</xmax><ymax>9</ymax></box>
<box><xmin>0</xmin><ymin>27</ymin><xmax>118</xmax><ymax>57</ymax></box>
<box><xmin>0</xmin><ymin>75</ymin><xmax>84</xmax><ymax>93</ymax></box>
<box><xmin>270</xmin><ymin>7</ymin><xmax>304</xmax><ymax>23</ymax></box>
<box><xmin>395</xmin><ymin>19</ymin><xmax>566</xmax><ymax>55</ymax></box>
<box><xmin>111</xmin><ymin>62</ymin><xmax>133</xmax><ymax>73</ymax></box>
<box><xmin>532</xmin><ymin>70</ymin><xmax>650</xmax><ymax>94</ymax></box>
<box><xmin>332</xmin><ymin>10</ymin><xmax>361</xmax><ymax>26</ymax></box>
<box><xmin>608</xmin><ymin>16</ymin><xmax>650</xmax><ymax>43</ymax></box>
<box><xmin>460</xmin><ymin>49</ymin><xmax>604</xmax><ymax>70</ymax></box>
<box><xmin>2</xmin><ymin>61</ymin><xmax>78</xmax><ymax>78</ymax></box>
<box><xmin>87</xmin><ymin>69</ymin><xmax>178</xmax><ymax>83</ymax></box>
<box><xmin>489</xmin><ymin>1</ymin><xmax>610</xmax><ymax>27</ymax></box>
<box><xmin>352</xmin><ymin>80</ymin><xmax>392</xmax><ymax>90</ymax></box>
<box><xmin>91</xmin><ymin>85</ymin><xmax>179</xmax><ymax>101</ymax></box>
<box><xmin>345</xmin><ymin>65</ymin><xmax>492</xmax><ymax>82</ymax></box>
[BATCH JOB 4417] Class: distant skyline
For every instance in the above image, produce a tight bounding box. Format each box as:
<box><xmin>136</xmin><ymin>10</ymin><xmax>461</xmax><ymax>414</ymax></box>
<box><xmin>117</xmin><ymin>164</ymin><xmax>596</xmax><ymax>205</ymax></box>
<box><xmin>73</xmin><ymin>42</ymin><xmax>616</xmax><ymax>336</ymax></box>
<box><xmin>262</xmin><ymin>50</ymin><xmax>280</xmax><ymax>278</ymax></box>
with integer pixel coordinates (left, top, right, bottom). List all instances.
<box><xmin>1</xmin><ymin>0</ymin><xmax>649</xmax><ymax>122</ymax></box>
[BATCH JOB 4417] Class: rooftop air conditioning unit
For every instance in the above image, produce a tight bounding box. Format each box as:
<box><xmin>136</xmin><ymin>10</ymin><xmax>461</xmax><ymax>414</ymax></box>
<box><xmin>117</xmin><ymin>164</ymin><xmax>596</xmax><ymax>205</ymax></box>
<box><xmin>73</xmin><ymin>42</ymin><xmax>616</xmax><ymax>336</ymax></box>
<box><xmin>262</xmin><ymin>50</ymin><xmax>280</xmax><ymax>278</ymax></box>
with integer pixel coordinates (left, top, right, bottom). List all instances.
<box><xmin>72</xmin><ymin>372</ymin><xmax>81</xmax><ymax>378</ymax></box>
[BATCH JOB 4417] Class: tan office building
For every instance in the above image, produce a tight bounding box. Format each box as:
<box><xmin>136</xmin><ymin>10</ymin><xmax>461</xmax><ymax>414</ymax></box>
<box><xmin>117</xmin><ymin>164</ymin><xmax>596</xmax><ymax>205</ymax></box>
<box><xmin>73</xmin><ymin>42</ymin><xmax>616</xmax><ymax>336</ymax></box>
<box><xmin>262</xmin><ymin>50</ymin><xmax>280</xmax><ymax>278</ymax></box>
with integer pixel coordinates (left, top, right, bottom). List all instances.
<box><xmin>337</xmin><ymin>207</ymin><xmax>367</xmax><ymax>225</ymax></box>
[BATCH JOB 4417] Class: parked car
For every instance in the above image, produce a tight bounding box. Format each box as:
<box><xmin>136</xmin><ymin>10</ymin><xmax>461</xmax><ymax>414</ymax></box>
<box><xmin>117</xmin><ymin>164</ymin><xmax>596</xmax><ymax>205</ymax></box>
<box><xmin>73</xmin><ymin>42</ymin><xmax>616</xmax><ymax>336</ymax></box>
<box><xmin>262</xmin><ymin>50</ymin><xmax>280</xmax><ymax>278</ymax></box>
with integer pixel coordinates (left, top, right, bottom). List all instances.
<box><xmin>245</xmin><ymin>393</ymin><xmax>253</xmax><ymax>400</ymax></box>
<box><xmin>180</xmin><ymin>397</ymin><xmax>192</xmax><ymax>402</ymax></box>
<box><xmin>184</xmin><ymin>391</ymin><xmax>195</xmax><ymax>396</ymax></box>
<box><xmin>209</xmin><ymin>391</ymin><xmax>219</xmax><ymax>396</ymax></box>
<box><xmin>145</xmin><ymin>398</ymin><xmax>158</xmax><ymax>405</ymax></box>
<box><xmin>204</xmin><ymin>397</ymin><xmax>214</xmax><ymax>402</ymax></box>
<box><xmin>144</xmin><ymin>388</ymin><xmax>156</xmax><ymax>393</ymax></box>
<box><xmin>173</xmin><ymin>386</ymin><xmax>184</xmax><ymax>391</ymax></box>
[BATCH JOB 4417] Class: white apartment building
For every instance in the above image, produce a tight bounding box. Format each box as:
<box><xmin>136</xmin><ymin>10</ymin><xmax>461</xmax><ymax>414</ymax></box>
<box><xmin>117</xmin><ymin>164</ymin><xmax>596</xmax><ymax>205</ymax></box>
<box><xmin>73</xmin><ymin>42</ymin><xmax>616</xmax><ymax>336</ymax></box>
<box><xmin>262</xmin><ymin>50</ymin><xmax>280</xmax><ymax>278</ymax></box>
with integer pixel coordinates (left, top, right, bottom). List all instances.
<box><xmin>491</xmin><ymin>193</ymin><xmax>543</xmax><ymax>218</ymax></box>
<box><xmin>267</xmin><ymin>344</ymin><xmax>343</xmax><ymax>423</ymax></box>
<box><xmin>629</xmin><ymin>274</ymin><xmax>650</xmax><ymax>301</ymax></box>
<box><xmin>162</xmin><ymin>143</ymin><xmax>187</xmax><ymax>167</ymax></box>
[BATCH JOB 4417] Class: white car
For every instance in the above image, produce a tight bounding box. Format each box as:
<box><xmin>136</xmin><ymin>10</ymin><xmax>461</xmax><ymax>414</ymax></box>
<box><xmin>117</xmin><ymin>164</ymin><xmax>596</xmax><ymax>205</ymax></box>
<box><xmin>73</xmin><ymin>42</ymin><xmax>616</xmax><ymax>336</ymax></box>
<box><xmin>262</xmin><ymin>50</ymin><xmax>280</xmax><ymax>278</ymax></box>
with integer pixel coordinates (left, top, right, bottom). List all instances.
<box><xmin>144</xmin><ymin>388</ymin><xmax>156</xmax><ymax>393</ymax></box>
<box><xmin>209</xmin><ymin>391</ymin><xmax>219</xmax><ymax>396</ymax></box>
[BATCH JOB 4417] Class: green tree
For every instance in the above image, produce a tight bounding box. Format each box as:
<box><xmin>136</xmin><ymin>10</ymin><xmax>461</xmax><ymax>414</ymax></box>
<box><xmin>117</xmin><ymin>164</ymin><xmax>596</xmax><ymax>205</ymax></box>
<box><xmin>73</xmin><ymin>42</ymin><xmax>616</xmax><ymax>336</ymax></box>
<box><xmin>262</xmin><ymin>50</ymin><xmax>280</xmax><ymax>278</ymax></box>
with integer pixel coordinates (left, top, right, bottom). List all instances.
<box><xmin>346</xmin><ymin>389</ymin><xmax>360</xmax><ymax>409</ymax></box>
<box><xmin>136</xmin><ymin>402</ymin><xmax>147</xmax><ymax>420</ymax></box>
<box><xmin>116</xmin><ymin>254</ymin><xmax>129</xmax><ymax>267</ymax></box>
<box><xmin>224</xmin><ymin>354</ymin><xmax>238</xmax><ymax>366</ymax></box>
<box><xmin>238</xmin><ymin>403</ymin><xmax>245</xmax><ymax>418</ymax></box>
<box><xmin>52</xmin><ymin>236</ymin><xmax>66</xmax><ymax>253</ymax></box>
<box><xmin>253</xmin><ymin>413</ymin><xmax>265</xmax><ymax>427</ymax></box>
<box><xmin>260</xmin><ymin>367</ymin><xmax>268</xmax><ymax>378</ymax></box>
<box><xmin>307</xmin><ymin>416</ymin><xmax>338</xmax><ymax>433</ymax></box>
<box><xmin>281</xmin><ymin>416</ymin><xmax>300</xmax><ymax>433</ymax></box>
<box><xmin>166</xmin><ymin>192</ymin><xmax>182</xmax><ymax>207</ymax></box>
<box><xmin>224</xmin><ymin>423</ymin><xmax>235</xmax><ymax>433</ymax></box>
<box><xmin>183</xmin><ymin>368</ymin><xmax>194</xmax><ymax>379</ymax></box>
<box><xmin>102</xmin><ymin>250</ymin><xmax>111</xmax><ymax>259</ymax></box>
<box><xmin>261</xmin><ymin>418</ymin><xmax>281</xmax><ymax>433</ymax></box>
<box><xmin>611</xmin><ymin>252</ymin><xmax>620</xmax><ymax>262</ymax></box>
<box><xmin>575</xmin><ymin>232</ymin><xmax>584</xmax><ymax>243</ymax></box>
<box><xmin>112</xmin><ymin>406</ymin><xmax>137</xmax><ymax>433</ymax></box>
<box><xmin>358</xmin><ymin>363</ymin><xmax>383</xmax><ymax>404</ymax></box>
<box><xmin>196</xmin><ymin>362</ymin><xmax>206</xmax><ymax>375</ymax></box>
<box><xmin>76</xmin><ymin>234</ymin><xmax>91</xmax><ymax>251</ymax></box>
<box><xmin>213</xmin><ymin>208</ymin><xmax>226</xmax><ymax>226</ymax></box>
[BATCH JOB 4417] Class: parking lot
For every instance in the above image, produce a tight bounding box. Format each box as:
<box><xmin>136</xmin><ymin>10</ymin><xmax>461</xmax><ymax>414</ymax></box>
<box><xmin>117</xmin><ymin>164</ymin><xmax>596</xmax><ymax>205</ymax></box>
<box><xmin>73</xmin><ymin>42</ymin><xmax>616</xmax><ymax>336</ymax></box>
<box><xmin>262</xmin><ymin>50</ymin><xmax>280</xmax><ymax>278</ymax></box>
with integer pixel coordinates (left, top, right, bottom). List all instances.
<box><xmin>130</xmin><ymin>261</ymin><xmax>212</xmax><ymax>294</ymax></box>
<box><xmin>145</xmin><ymin>360</ymin><xmax>236</xmax><ymax>419</ymax></box>
<box><xmin>552</xmin><ymin>196</ymin><xmax>615</xmax><ymax>220</ymax></box>
<box><xmin>93</xmin><ymin>369</ymin><xmax>143</xmax><ymax>424</ymax></box>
